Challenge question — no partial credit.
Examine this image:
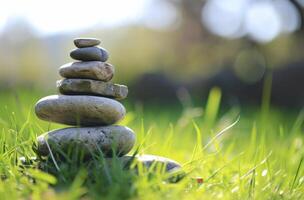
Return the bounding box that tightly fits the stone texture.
[70,47,109,62]
[36,125,135,157]
[74,38,100,48]
[57,79,128,100]
[59,61,114,81]
[35,95,125,126]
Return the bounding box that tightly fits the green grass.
[0,87,303,200]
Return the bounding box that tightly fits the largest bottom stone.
[36,125,135,157]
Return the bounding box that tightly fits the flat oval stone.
[36,125,135,157]
[119,155,182,172]
[107,155,184,182]
[74,38,100,48]
[70,47,109,62]
[59,61,114,81]
[35,95,125,126]
[57,79,128,100]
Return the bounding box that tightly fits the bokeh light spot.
[234,49,266,83]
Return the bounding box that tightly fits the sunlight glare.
[0,0,149,34]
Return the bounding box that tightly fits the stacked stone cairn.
[32,38,183,179]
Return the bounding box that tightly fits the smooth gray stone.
[74,38,100,48]
[35,95,125,126]
[59,61,114,81]
[36,125,135,157]
[70,47,109,62]
[57,79,128,100]
[117,155,182,173]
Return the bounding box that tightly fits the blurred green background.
[0,0,304,107]
[1,1,304,198]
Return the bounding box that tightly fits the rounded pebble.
[36,125,135,157]
[59,61,114,81]
[70,47,109,62]
[74,38,101,48]
[119,155,182,172]
[35,95,125,126]
[57,79,128,100]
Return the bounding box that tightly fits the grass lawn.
[0,87,303,200]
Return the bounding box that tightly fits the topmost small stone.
[74,38,101,48]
